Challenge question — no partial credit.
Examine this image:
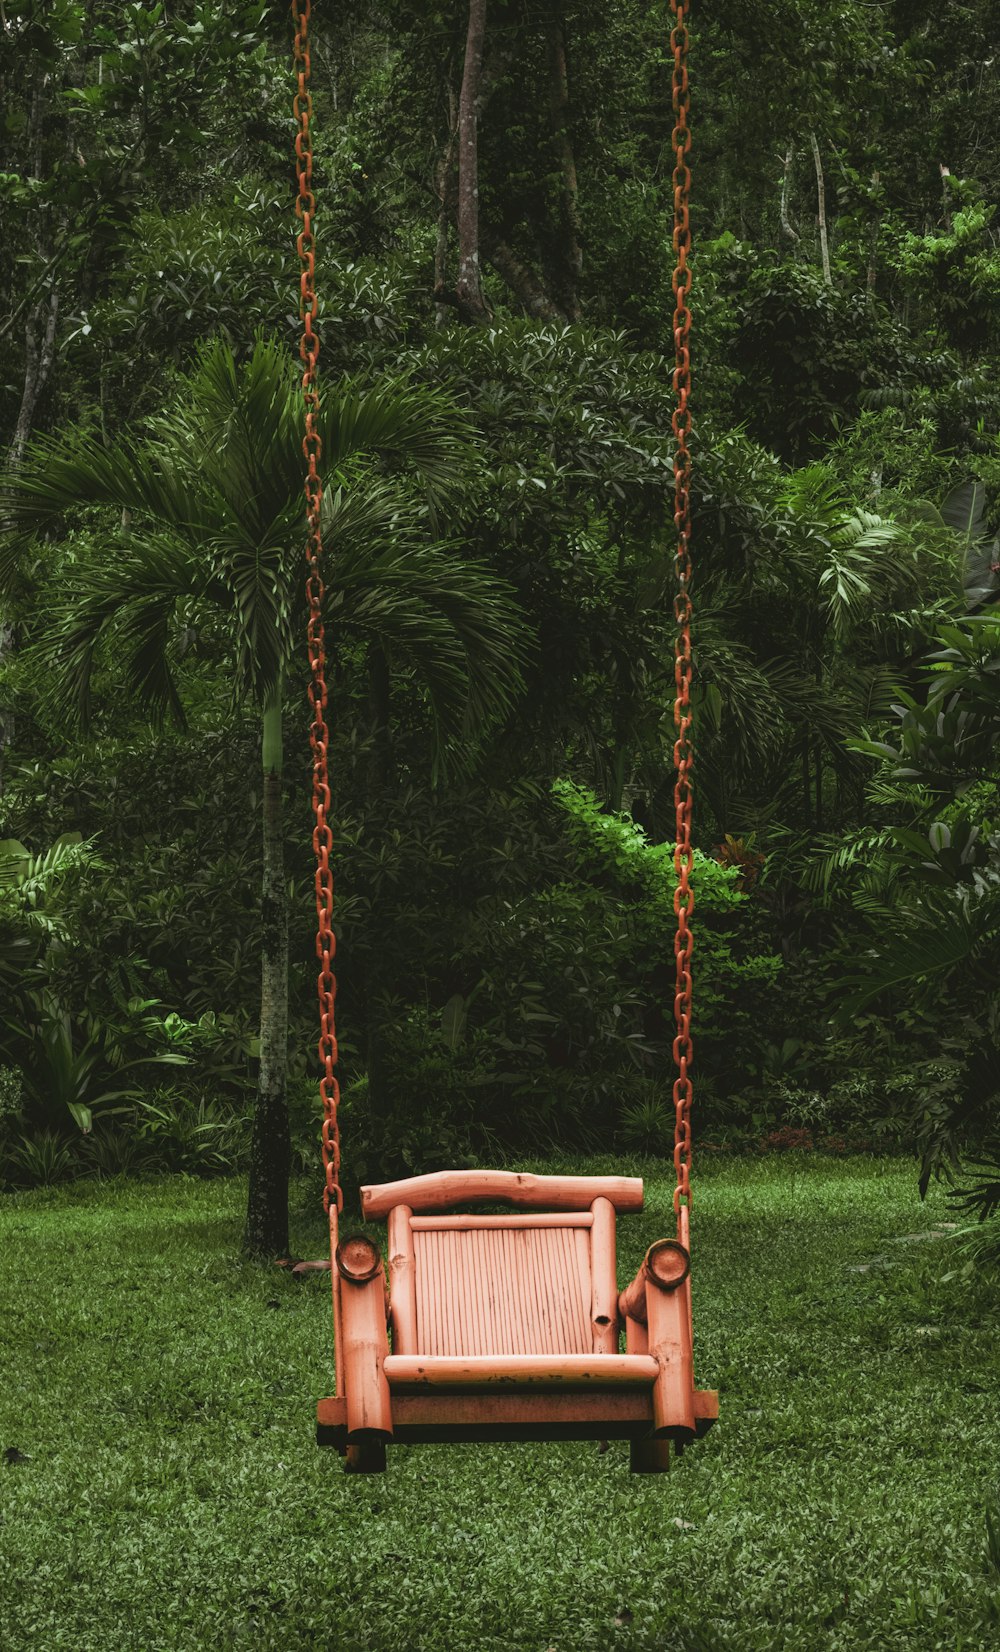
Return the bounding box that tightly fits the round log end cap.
[336,1233,382,1282]
[645,1238,690,1292]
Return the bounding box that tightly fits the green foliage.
[0,1065,21,1120]
[552,779,746,910]
[2,991,190,1135]
[720,258,897,462]
[69,186,294,364]
[895,196,1000,354]
[132,1088,250,1177]
[0,830,102,974]
[343,1023,501,1193]
[2,1129,77,1189]
[836,607,1000,1215]
[3,0,1000,1216]
[0,729,265,1094]
[352,779,782,1167]
[3,337,528,756]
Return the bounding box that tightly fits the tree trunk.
[433,89,459,327]
[809,131,832,284]
[814,736,823,830]
[7,77,63,471]
[779,142,799,244]
[455,0,490,322]
[0,618,14,799]
[939,163,953,233]
[244,690,291,1258]
[9,287,60,471]
[546,11,583,320]
[484,236,562,319]
[866,170,881,305]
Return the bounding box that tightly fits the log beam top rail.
[361,1170,645,1220]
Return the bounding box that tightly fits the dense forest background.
[2,1,1000,1251]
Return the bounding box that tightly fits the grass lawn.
[1,1154,998,1651]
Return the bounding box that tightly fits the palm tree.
[1,337,529,1255]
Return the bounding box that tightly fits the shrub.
[79,1124,155,1182]
[133,1089,250,1177]
[360,781,783,1164]
[2,1129,78,1189]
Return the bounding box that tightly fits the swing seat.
[316,1171,718,1473]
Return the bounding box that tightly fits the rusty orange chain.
[292,0,341,1216]
[669,0,694,1220]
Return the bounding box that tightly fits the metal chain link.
[670,0,694,1220]
[292,0,342,1216]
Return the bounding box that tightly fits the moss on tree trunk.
[244,691,291,1258]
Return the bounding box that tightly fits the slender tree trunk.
[814,737,823,830]
[433,89,459,327]
[244,689,291,1258]
[1,86,62,793]
[808,131,832,284]
[7,78,63,470]
[9,287,60,471]
[866,170,881,305]
[546,11,583,320]
[939,163,953,233]
[484,236,562,319]
[455,0,490,322]
[779,142,800,244]
[0,617,13,799]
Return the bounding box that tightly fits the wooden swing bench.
[316,1170,718,1473]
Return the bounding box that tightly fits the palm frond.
[319,377,479,523]
[795,827,896,900]
[331,492,531,750]
[839,892,1000,1012]
[1,427,214,545]
[8,337,508,745]
[34,536,208,728]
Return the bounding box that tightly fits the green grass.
[2,1156,999,1651]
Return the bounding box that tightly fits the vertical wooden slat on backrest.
[387,1205,416,1354]
[412,1225,596,1356]
[589,1196,618,1354]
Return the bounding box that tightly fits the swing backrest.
[360,1171,644,1359]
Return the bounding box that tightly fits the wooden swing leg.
[629,1433,672,1474]
[345,1432,387,1474]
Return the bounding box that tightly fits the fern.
[798,828,896,900]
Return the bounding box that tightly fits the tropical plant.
[133,1089,251,1176]
[2,991,190,1135]
[938,478,1000,613]
[0,831,101,977]
[79,1123,154,1183]
[0,829,193,1131]
[1,336,530,1254]
[835,613,1000,1223]
[1,1129,78,1189]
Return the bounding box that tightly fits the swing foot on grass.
[629,1435,672,1474]
[345,1435,387,1474]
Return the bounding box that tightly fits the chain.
[292,0,341,1216]
[669,0,694,1220]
